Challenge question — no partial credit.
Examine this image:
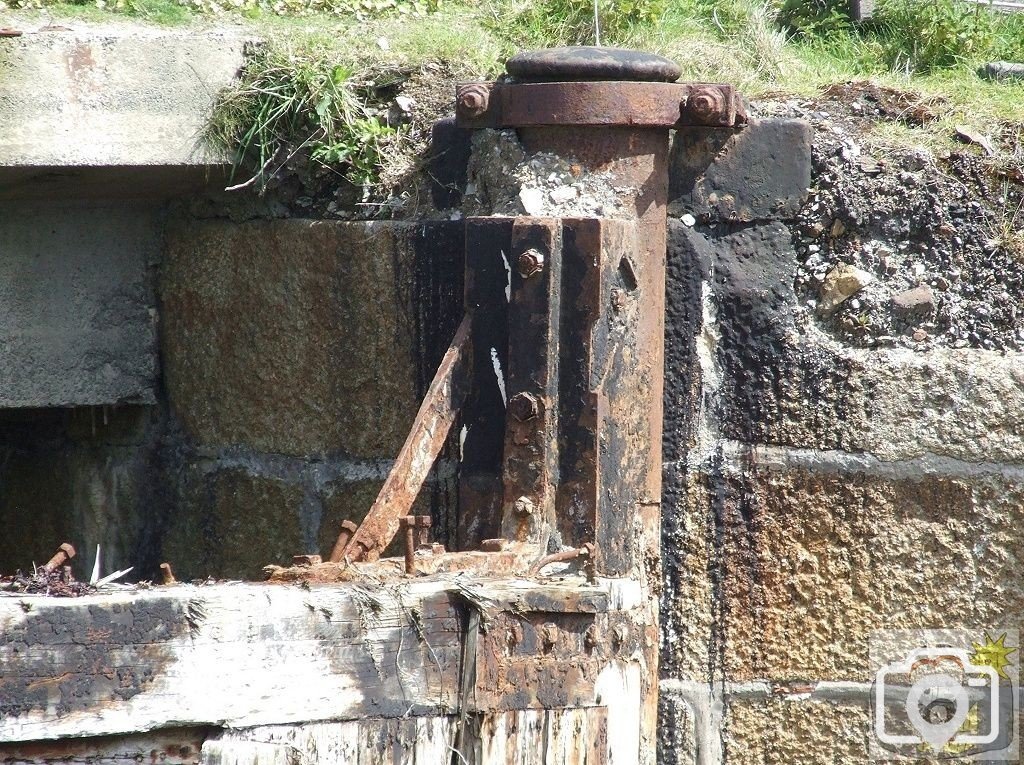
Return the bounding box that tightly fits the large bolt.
[513,496,535,516]
[329,519,359,563]
[539,622,559,651]
[516,249,545,279]
[457,84,490,118]
[508,391,540,421]
[683,86,727,125]
[400,515,417,575]
[43,543,75,573]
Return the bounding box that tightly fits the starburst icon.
[971,632,1017,680]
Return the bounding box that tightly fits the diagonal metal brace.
[330,315,473,563]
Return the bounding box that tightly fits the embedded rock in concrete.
[669,118,812,222]
[818,263,872,315]
[0,25,247,168]
[0,201,158,407]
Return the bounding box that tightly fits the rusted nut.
[611,623,630,652]
[513,496,535,516]
[414,515,432,549]
[292,554,322,567]
[159,562,178,585]
[457,84,490,118]
[43,543,76,573]
[584,624,601,652]
[508,391,540,422]
[516,249,545,279]
[682,86,727,125]
[481,538,507,552]
[539,622,559,651]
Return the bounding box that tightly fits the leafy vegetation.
[205,43,403,194]
[10,0,1018,203]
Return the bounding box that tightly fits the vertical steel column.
[455,47,747,762]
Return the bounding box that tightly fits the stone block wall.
[659,119,1024,763]
[0,214,462,581]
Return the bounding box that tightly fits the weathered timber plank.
[0,583,460,741]
[0,729,209,765]
[203,718,459,765]
[0,579,621,742]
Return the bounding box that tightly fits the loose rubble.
[759,82,1024,351]
[462,129,634,219]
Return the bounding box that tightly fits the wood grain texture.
[0,578,619,743]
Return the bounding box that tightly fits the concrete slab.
[0,24,249,169]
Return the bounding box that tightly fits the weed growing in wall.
[206,43,401,196]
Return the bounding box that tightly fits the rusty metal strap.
[331,315,473,563]
[455,81,747,129]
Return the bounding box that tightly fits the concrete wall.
[0,200,160,408]
[0,214,462,581]
[658,120,1024,763]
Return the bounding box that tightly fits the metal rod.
[332,315,473,563]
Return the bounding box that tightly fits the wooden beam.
[0,579,625,743]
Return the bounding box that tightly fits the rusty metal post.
[456,47,746,762]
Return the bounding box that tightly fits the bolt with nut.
[508,391,540,421]
[457,84,490,118]
[516,249,545,279]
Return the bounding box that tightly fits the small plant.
[868,0,996,72]
[776,0,853,37]
[493,0,668,47]
[206,45,399,195]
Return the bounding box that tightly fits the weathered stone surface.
[724,698,870,764]
[0,26,245,168]
[161,219,421,460]
[0,201,158,408]
[669,119,812,222]
[713,464,1024,681]
[656,693,698,765]
[161,468,305,581]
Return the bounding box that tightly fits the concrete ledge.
[0,25,248,169]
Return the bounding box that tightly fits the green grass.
[11,0,1019,203]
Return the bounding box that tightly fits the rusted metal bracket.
[330,315,472,563]
[456,80,747,130]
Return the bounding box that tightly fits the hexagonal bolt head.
[457,85,490,118]
[508,391,540,421]
[683,87,727,124]
[513,496,536,516]
[516,249,545,279]
[539,622,559,651]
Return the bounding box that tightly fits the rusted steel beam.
[456,81,747,130]
[332,315,473,563]
[500,219,562,550]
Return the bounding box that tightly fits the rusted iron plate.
[506,46,681,83]
[500,219,561,548]
[456,81,746,129]
[458,218,513,550]
[335,314,473,563]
